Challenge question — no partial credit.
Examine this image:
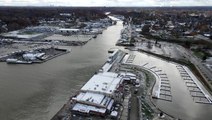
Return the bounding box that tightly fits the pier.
[177,65,212,104]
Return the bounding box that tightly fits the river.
[0,18,123,120]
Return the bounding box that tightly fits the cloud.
[0,0,211,6]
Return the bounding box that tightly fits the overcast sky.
[0,0,211,6]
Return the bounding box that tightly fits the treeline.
[0,7,107,32]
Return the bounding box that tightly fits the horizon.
[0,5,212,8]
[0,0,211,7]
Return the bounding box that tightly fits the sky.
[0,0,211,7]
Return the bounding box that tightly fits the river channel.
[0,18,123,120]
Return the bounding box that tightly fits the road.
[129,86,139,120]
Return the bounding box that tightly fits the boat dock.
[177,65,212,104]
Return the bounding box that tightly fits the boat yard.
[0,47,69,64]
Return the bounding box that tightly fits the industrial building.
[71,72,124,117]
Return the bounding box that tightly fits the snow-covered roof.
[59,28,80,31]
[72,91,114,109]
[98,72,119,78]
[110,111,118,117]
[81,72,122,95]
[72,103,106,114]
[122,54,130,63]
[102,63,112,72]
[120,72,136,77]
[74,92,104,104]
[23,53,45,60]
[109,49,119,57]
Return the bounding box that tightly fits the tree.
[202,55,207,61]
[141,24,151,35]
[185,41,191,49]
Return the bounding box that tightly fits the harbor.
[0,46,70,64]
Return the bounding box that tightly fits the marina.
[121,50,212,120]
[176,65,212,104]
[122,54,173,102]
[0,47,70,64]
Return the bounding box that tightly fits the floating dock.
[176,65,212,104]
[0,47,70,64]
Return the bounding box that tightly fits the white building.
[22,53,45,61]
[72,92,114,116]
[59,28,80,33]
[71,72,124,116]
[72,103,107,116]
[80,72,123,98]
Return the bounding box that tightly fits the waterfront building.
[80,72,123,100]
[23,53,45,61]
[72,92,114,116]
[71,72,124,116]
[59,28,80,34]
